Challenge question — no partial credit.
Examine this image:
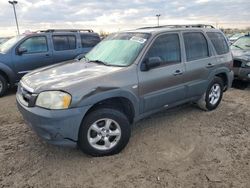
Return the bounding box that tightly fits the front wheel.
[0,75,8,97]
[197,77,224,111]
[78,108,131,156]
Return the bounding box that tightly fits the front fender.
[74,88,140,117]
[0,62,16,85]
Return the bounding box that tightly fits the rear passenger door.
[182,31,217,98]
[52,35,80,63]
[138,33,186,113]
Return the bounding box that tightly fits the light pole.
[156,14,161,27]
[8,1,20,35]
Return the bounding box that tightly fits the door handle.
[206,63,215,68]
[45,54,50,57]
[173,70,183,76]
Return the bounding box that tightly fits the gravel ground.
[0,86,249,188]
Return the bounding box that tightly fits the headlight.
[36,91,71,110]
[246,62,250,67]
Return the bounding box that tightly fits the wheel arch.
[0,63,16,86]
[209,67,232,91]
[76,89,140,125]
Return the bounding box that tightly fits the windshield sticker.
[130,36,147,44]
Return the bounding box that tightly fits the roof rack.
[137,24,215,30]
[38,29,94,33]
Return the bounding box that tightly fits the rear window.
[207,32,229,55]
[183,32,209,61]
[81,35,100,48]
[52,35,76,51]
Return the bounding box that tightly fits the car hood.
[21,60,123,92]
[231,49,250,61]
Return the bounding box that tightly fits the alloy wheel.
[87,118,121,151]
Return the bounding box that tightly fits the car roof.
[21,29,99,37]
[124,25,221,35]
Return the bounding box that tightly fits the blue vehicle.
[0,29,100,96]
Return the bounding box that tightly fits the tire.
[197,77,224,111]
[0,75,8,97]
[78,108,131,157]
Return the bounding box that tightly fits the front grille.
[21,87,32,104]
[18,84,37,107]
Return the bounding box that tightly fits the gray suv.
[0,29,100,97]
[17,25,234,156]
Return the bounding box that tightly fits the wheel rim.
[87,118,121,151]
[0,80,3,93]
[208,83,221,105]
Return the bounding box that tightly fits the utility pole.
[156,14,161,27]
[9,1,20,35]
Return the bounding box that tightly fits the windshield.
[231,36,250,50]
[85,32,151,67]
[0,35,25,53]
[230,33,244,39]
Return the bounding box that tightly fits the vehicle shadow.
[5,87,17,97]
[232,80,249,90]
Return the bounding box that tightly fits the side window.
[19,36,48,53]
[207,32,229,55]
[183,32,209,61]
[52,35,76,51]
[146,34,181,65]
[81,35,100,48]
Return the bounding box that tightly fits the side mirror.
[17,47,27,55]
[141,57,162,71]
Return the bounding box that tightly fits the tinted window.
[81,35,100,48]
[184,32,209,61]
[146,34,181,65]
[207,32,229,55]
[19,36,48,53]
[53,35,76,51]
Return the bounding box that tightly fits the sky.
[0,0,250,36]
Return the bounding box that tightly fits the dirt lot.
[0,86,249,188]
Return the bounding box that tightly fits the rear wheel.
[197,77,224,111]
[0,75,8,97]
[78,108,131,156]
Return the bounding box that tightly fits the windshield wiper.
[91,60,109,66]
[232,44,244,50]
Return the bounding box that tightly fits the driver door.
[13,36,53,80]
[138,33,187,113]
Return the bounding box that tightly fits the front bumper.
[17,95,90,147]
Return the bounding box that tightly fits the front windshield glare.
[0,35,25,53]
[85,33,151,67]
[231,37,250,50]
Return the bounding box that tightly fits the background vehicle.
[0,37,11,44]
[0,29,100,97]
[17,25,233,156]
[229,33,245,44]
[231,33,250,82]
